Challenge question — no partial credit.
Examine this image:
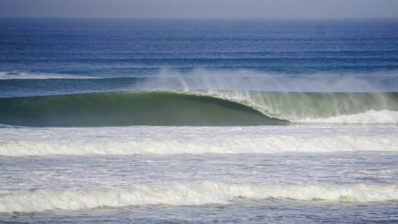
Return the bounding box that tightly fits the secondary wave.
[0,71,95,80]
[1,182,397,213]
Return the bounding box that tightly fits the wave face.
[210,91,398,123]
[1,182,397,213]
[1,91,398,126]
[0,91,285,126]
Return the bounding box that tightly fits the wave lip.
[1,182,397,213]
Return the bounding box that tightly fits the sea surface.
[0,18,398,223]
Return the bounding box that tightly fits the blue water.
[1,19,398,96]
[1,19,398,223]
[2,19,398,75]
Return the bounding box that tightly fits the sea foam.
[1,182,397,213]
[1,133,397,156]
[298,110,398,124]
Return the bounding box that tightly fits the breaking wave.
[0,91,285,126]
[0,91,397,126]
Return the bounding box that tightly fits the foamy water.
[298,110,398,124]
[0,126,397,156]
[1,182,397,213]
[1,125,398,215]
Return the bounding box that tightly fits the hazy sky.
[1,0,398,19]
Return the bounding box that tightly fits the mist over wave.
[2,69,398,126]
[1,69,398,97]
[136,68,398,92]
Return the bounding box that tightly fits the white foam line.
[297,110,398,124]
[0,72,96,80]
[1,134,397,156]
[1,182,397,213]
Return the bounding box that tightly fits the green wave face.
[225,92,398,120]
[0,92,286,127]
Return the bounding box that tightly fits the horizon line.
[1,16,398,20]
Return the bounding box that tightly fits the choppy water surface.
[0,126,398,223]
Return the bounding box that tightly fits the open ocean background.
[1,19,398,223]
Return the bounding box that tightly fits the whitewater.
[0,126,397,156]
[2,182,398,213]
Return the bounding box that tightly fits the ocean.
[0,18,398,223]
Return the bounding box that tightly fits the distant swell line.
[1,182,397,213]
[0,72,96,80]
